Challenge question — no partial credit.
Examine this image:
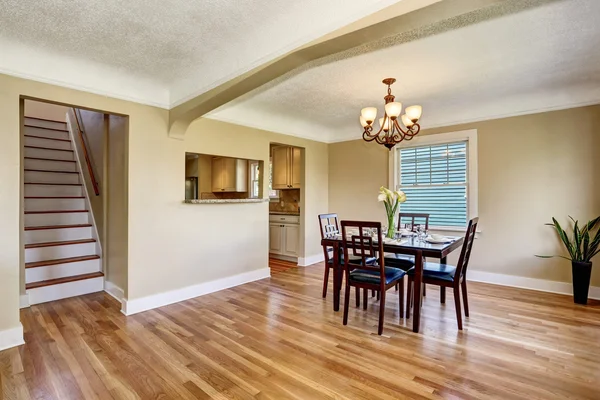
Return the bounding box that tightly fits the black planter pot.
[572,261,592,305]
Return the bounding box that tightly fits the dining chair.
[405,217,478,330]
[341,220,406,335]
[318,213,375,305]
[385,213,431,294]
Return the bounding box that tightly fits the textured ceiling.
[208,0,600,142]
[0,0,401,107]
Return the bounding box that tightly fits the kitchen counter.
[184,199,269,204]
[269,211,300,216]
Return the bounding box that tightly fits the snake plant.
[537,216,600,262]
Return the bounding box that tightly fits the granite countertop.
[269,211,300,216]
[184,199,269,204]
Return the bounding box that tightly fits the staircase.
[23,116,104,305]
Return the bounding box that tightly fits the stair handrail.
[71,108,100,196]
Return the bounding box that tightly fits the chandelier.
[360,78,423,150]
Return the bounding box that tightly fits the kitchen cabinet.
[269,224,283,254]
[269,215,299,258]
[272,146,301,189]
[211,157,248,192]
[282,224,299,256]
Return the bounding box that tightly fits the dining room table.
[321,233,464,333]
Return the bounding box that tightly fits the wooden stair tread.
[25,182,82,186]
[24,134,71,142]
[26,272,104,289]
[25,196,84,199]
[24,124,68,132]
[24,169,79,174]
[25,116,67,124]
[24,145,73,152]
[24,157,76,163]
[26,255,100,269]
[25,224,92,231]
[25,239,96,249]
[25,209,88,214]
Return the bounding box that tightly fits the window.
[269,159,279,199]
[249,161,260,198]
[392,130,478,230]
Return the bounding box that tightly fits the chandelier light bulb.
[379,117,390,132]
[405,105,422,122]
[401,114,414,128]
[359,116,369,128]
[361,107,378,124]
[384,102,402,119]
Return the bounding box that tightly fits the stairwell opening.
[20,98,129,307]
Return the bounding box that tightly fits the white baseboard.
[467,270,600,300]
[122,268,271,316]
[20,294,30,309]
[0,324,25,351]
[104,281,124,304]
[298,253,324,267]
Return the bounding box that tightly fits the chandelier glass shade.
[360,78,422,149]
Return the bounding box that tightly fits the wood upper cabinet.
[211,157,248,192]
[271,146,301,190]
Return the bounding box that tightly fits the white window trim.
[389,129,478,233]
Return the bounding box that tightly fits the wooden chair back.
[318,213,340,263]
[340,221,385,287]
[453,217,479,283]
[397,213,430,232]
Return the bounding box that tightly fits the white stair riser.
[24,125,70,141]
[27,277,104,305]
[24,118,68,131]
[26,259,101,284]
[24,147,74,161]
[24,158,77,172]
[25,212,88,227]
[24,171,80,184]
[25,198,85,211]
[25,227,92,244]
[25,242,97,263]
[24,136,72,151]
[24,184,82,197]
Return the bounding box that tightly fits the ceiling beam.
[166,0,544,139]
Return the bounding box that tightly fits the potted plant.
[537,216,600,304]
[378,186,406,239]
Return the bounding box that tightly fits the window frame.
[389,129,478,232]
[248,160,260,199]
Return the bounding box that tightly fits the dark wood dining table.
[321,235,464,333]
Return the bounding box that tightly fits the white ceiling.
[0,0,401,108]
[208,0,600,143]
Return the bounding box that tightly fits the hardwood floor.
[269,257,297,275]
[1,263,599,399]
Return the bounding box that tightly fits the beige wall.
[0,73,328,334]
[106,115,129,294]
[329,106,600,286]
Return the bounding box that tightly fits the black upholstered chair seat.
[407,262,456,282]
[349,266,406,285]
[383,254,415,271]
[327,251,376,266]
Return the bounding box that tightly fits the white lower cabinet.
[269,222,299,258]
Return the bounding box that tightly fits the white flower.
[378,193,387,202]
[395,190,407,203]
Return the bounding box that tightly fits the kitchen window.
[391,129,478,230]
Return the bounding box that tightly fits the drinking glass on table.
[417,225,427,243]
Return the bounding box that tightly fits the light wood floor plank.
[1,262,599,399]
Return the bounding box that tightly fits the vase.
[572,261,592,305]
[386,213,396,239]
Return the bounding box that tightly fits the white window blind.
[398,141,468,227]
